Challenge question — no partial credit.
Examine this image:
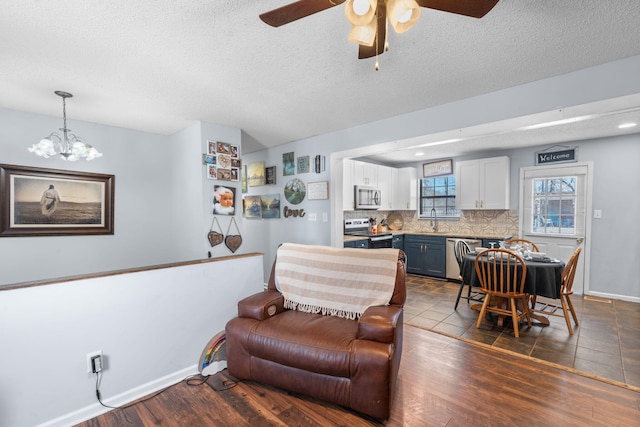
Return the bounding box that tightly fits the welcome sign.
[535,147,577,165]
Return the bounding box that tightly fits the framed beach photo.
[0,164,114,237]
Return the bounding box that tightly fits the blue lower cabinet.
[404,235,446,278]
[344,239,369,249]
[392,235,404,250]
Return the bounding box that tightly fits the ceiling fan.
[260,0,500,62]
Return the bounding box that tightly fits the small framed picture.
[207,140,217,155]
[266,166,276,185]
[307,181,329,200]
[248,161,266,187]
[230,145,239,158]
[216,141,231,155]
[213,185,236,216]
[283,152,295,176]
[217,169,231,181]
[202,154,216,165]
[297,156,310,174]
[423,159,453,177]
[243,195,262,219]
[207,165,217,180]
[231,158,241,168]
[230,168,239,181]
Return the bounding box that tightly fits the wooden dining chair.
[530,247,582,334]
[505,238,540,252]
[454,240,485,309]
[475,249,531,337]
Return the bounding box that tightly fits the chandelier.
[28,91,102,161]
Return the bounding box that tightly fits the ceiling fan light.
[348,21,377,47]
[345,0,376,26]
[387,0,421,33]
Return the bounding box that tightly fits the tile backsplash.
[344,209,519,238]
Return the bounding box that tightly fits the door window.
[531,176,577,235]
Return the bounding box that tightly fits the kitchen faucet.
[430,208,438,232]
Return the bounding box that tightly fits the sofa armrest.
[357,305,403,343]
[237,290,285,321]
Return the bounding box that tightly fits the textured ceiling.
[1,0,640,159]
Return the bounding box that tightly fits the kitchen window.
[419,175,460,218]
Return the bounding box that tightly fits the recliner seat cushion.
[245,310,358,377]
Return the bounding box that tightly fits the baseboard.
[36,365,198,427]
[587,291,640,304]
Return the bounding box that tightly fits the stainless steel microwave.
[354,185,381,210]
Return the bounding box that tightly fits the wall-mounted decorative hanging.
[423,159,453,177]
[243,195,262,219]
[0,164,114,237]
[266,166,276,185]
[297,156,310,174]
[247,161,266,187]
[205,140,241,183]
[260,194,281,218]
[283,152,295,176]
[224,217,242,253]
[314,155,326,173]
[207,217,224,247]
[213,185,236,216]
[284,178,306,205]
[307,181,329,200]
[535,145,578,165]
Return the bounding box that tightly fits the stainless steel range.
[344,218,393,249]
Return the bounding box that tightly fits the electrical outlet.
[87,350,103,373]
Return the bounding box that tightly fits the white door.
[519,162,593,295]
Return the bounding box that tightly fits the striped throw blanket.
[274,243,399,320]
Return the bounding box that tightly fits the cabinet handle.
[475,200,478,208]
[480,200,484,208]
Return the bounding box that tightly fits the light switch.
[593,209,602,219]
[308,213,317,221]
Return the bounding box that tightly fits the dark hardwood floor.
[76,326,640,427]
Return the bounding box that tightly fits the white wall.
[0,109,244,286]
[0,254,264,427]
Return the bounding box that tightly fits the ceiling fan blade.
[260,0,346,27]
[417,0,499,18]
[358,2,387,60]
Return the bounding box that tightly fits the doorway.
[519,162,593,295]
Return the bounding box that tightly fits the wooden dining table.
[460,252,566,326]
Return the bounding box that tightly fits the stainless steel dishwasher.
[446,238,482,280]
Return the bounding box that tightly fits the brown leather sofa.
[225,249,406,420]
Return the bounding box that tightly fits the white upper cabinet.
[352,160,378,187]
[378,165,393,210]
[342,161,416,211]
[455,156,510,210]
[393,167,417,210]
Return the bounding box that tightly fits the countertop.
[344,232,505,242]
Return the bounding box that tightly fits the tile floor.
[404,274,640,389]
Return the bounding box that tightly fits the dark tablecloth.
[460,253,565,299]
